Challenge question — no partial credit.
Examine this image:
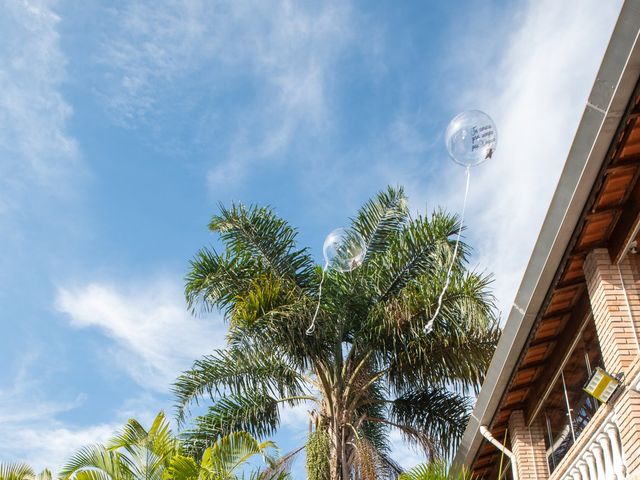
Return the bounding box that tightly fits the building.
[453,2,640,479]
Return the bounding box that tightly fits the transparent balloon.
[445,110,497,167]
[323,228,366,272]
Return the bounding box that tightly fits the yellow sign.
[584,367,620,403]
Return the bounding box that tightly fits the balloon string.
[306,264,327,335]
[425,166,471,333]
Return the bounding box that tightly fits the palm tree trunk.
[330,424,343,480]
[329,392,346,480]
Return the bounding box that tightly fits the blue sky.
[0,0,624,475]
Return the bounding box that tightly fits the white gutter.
[479,426,518,480]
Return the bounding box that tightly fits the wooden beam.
[556,276,587,290]
[586,207,623,219]
[574,240,610,256]
[603,161,640,176]
[609,168,640,262]
[539,304,582,319]
[608,151,640,169]
[523,292,592,425]
[502,384,531,395]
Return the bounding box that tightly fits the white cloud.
[2,423,118,474]
[0,0,80,213]
[393,0,623,316]
[0,0,85,293]
[467,0,623,315]
[0,351,178,472]
[55,277,226,391]
[0,351,119,473]
[279,400,314,449]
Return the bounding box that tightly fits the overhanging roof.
[454,1,640,475]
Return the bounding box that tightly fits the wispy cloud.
[2,423,118,474]
[0,0,80,213]
[0,350,118,473]
[389,0,623,315]
[466,0,623,315]
[55,277,226,391]
[0,350,82,425]
[0,0,85,295]
[96,0,354,186]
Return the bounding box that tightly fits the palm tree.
[0,464,51,480]
[165,432,282,480]
[174,186,500,480]
[60,412,282,480]
[60,411,178,480]
[398,462,473,480]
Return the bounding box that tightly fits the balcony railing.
[549,409,625,480]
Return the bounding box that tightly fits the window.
[538,317,602,473]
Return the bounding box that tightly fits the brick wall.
[584,248,640,477]
[583,249,638,374]
[509,410,550,479]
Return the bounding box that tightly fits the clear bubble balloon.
[323,228,366,272]
[445,110,497,167]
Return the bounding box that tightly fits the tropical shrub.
[59,412,282,480]
[398,461,473,480]
[0,464,51,480]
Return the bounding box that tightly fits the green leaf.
[209,203,314,289]
[59,445,132,480]
[0,463,35,480]
[182,393,281,454]
[391,387,472,458]
[173,348,306,424]
[352,186,409,259]
[373,212,457,302]
[398,460,473,480]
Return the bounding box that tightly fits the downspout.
[480,426,518,480]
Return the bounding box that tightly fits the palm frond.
[59,445,131,480]
[182,393,281,454]
[374,212,457,302]
[104,411,175,480]
[369,266,499,394]
[378,454,404,480]
[388,324,500,396]
[202,432,276,478]
[72,472,114,480]
[398,461,473,480]
[0,463,35,480]
[352,186,409,260]
[258,445,304,480]
[390,387,472,459]
[209,203,314,289]
[185,248,257,314]
[355,382,391,455]
[173,348,307,423]
[162,455,199,480]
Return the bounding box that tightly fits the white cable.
[561,371,576,442]
[306,265,327,335]
[425,166,471,333]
